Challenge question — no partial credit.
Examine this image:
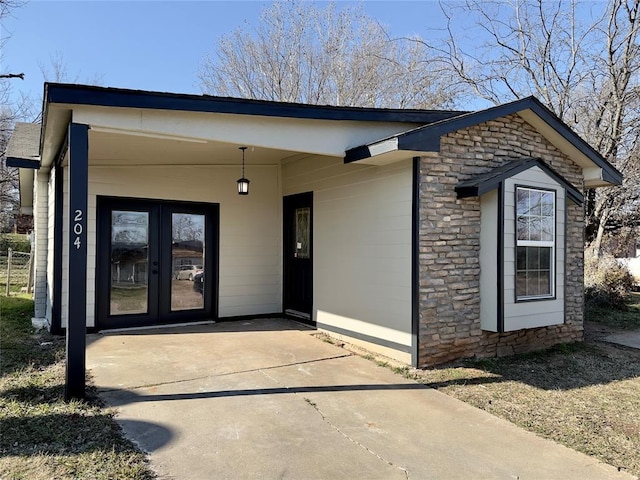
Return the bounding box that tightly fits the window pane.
[539,271,551,296]
[517,189,528,215]
[528,217,541,241]
[516,272,528,295]
[541,192,554,216]
[529,190,542,215]
[110,211,149,315]
[526,247,539,270]
[295,207,310,259]
[539,247,551,268]
[171,213,205,311]
[516,246,553,299]
[517,217,528,240]
[516,247,527,270]
[540,217,554,241]
[517,216,529,241]
[528,271,540,296]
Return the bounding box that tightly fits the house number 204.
[73,210,83,249]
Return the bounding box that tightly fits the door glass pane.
[110,211,149,315]
[295,207,310,259]
[171,213,205,311]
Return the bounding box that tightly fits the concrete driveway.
[86,318,631,480]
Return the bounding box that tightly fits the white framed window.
[515,186,555,300]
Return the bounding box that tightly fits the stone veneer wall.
[418,114,585,366]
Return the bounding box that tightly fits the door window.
[109,211,149,315]
[295,207,310,259]
[171,213,205,311]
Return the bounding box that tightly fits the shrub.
[584,249,634,310]
[0,234,31,254]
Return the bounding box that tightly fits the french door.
[96,197,219,329]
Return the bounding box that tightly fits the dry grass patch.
[340,294,640,478]
[412,343,640,477]
[0,295,155,480]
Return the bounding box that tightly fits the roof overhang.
[455,157,584,205]
[38,83,466,170]
[345,96,622,189]
[6,123,41,212]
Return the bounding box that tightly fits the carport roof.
[44,83,466,124]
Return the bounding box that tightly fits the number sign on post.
[65,123,89,401]
[73,210,83,249]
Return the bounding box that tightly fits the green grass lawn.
[0,295,155,480]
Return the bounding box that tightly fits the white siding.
[480,166,567,332]
[33,170,50,320]
[44,167,56,323]
[282,155,412,362]
[503,167,565,331]
[479,189,498,331]
[63,164,281,327]
[61,165,70,327]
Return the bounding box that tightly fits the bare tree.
[430,0,640,254]
[0,0,33,231]
[199,0,457,109]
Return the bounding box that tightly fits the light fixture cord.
[240,146,247,178]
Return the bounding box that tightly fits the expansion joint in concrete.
[258,368,410,480]
[302,395,410,480]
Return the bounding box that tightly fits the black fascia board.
[345,100,540,161]
[6,157,40,169]
[456,158,538,198]
[347,96,622,186]
[344,124,443,163]
[455,157,584,205]
[344,145,374,162]
[44,83,466,124]
[398,98,546,152]
[399,96,621,184]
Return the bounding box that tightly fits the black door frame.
[96,196,219,329]
[283,192,314,324]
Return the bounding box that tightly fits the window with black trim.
[515,187,555,300]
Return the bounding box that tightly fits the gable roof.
[455,157,584,205]
[345,96,622,188]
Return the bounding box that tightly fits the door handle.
[152,269,158,275]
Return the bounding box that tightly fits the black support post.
[65,123,89,401]
[411,157,420,368]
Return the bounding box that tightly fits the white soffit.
[583,166,610,188]
[350,148,417,166]
[69,105,421,159]
[518,109,611,186]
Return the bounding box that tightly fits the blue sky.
[2,1,450,109]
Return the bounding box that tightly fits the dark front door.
[283,192,313,321]
[96,197,219,329]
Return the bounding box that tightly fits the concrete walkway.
[605,330,640,350]
[86,319,633,480]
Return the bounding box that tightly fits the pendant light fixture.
[237,146,250,195]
